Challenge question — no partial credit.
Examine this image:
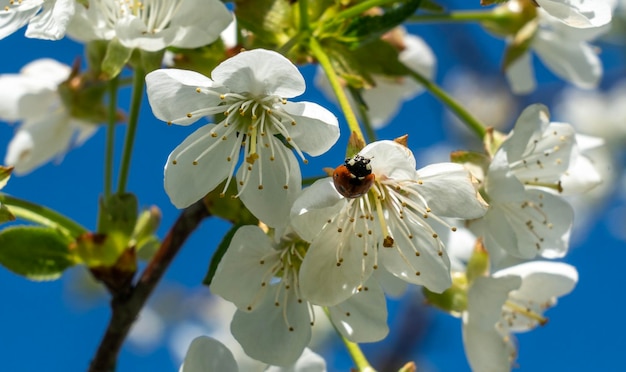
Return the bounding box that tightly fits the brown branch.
[88,200,211,372]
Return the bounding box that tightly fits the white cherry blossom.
[291,140,488,306]
[478,105,578,262]
[210,225,387,366]
[505,0,612,93]
[462,261,578,372]
[67,0,231,51]
[146,49,339,227]
[0,58,97,174]
[0,0,75,40]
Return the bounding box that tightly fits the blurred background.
[1,1,625,371]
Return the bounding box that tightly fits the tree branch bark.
[88,200,210,372]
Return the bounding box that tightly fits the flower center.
[246,240,312,331]
[93,0,181,33]
[174,88,308,197]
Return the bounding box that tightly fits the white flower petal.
[290,178,345,242]
[467,276,522,330]
[24,0,75,40]
[0,75,57,121]
[5,110,74,175]
[505,52,536,95]
[359,140,416,180]
[462,316,516,372]
[165,0,232,49]
[560,145,602,194]
[282,101,339,156]
[486,189,574,259]
[372,268,408,298]
[381,213,452,293]
[181,336,239,372]
[328,279,389,343]
[416,162,488,219]
[533,30,601,89]
[299,217,376,306]
[164,124,233,208]
[210,226,275,310]
[494,261,578,303]
[536,0,612,28]
[265,348,327,372]
[237,137,302,228]
[231,287,311,366]
[146,69,220,125]
[0,58,70,121]
[504,104,551,162]
[0,0,42,40]
[212,49,306,98]
[399,34,436,81]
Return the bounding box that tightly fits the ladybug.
[333,154,375,198]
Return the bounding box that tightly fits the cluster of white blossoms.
[0,0,614,371]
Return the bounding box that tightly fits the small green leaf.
[502,19,537,70]
[98,193,138,237]
[0,203,15,223]
[203,224,243,286]
[72,232,129,268]
[235,0,294,47]
[345,0,423,46]
[0,165,13,189]
[0,226,76,281]
[420,0,445,13]
[101,38,133,79]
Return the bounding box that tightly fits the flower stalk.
[309,37,366,144]
[117,66,145,194]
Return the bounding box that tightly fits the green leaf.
[502,19,537,70]
[98,193,138,237]
[0,165,13,189]
[420,0,445,13]
[101,38,133,79]
[203,224,243,286]
[350,38,411,77]
[235,0,295,47]
[0,226,76,281]
[0,203,15,223]
[345,0,423,46]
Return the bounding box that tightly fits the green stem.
[277,33,306,55]
[341,336,376,372]
[309,37,365,143]
[116,66,145,194]
[0,194,87,237]
[408,11,501,23]
[348,86,376,143]
[407,69,487,139]
[322,307,375,371]
[104,76,118,199]
[299,0,310,31]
